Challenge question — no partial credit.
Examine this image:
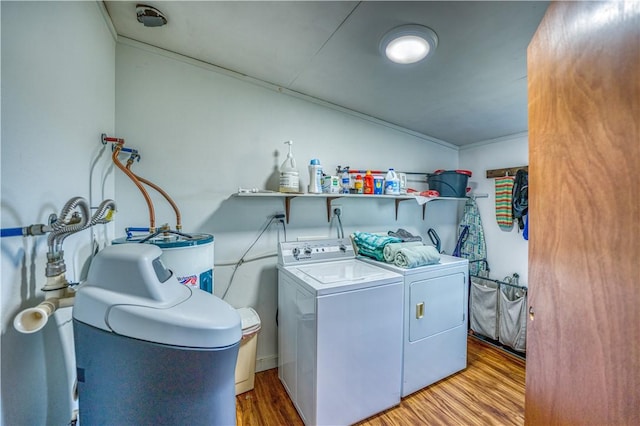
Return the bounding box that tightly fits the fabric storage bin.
[470,274,500,340]
[498,286,527,352]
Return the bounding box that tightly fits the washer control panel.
[278,238,355,265]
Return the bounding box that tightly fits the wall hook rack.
[485,166,528,179]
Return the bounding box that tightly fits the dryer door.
[409,272,466,342]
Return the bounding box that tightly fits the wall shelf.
[234,192,467,223]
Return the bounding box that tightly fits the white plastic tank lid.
[237,307,261,335]
[74,244,241,348]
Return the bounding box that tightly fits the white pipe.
[13,287,75,334]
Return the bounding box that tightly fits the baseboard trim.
[256,355,278,373]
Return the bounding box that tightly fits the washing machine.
[360,253,469,397]
[277,238,403,425]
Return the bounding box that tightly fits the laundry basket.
[470,273,499,340]
[235,307,262,395]
[498,285,527,352]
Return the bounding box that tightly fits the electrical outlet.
[271,211,286,220]
[332,204,343,218]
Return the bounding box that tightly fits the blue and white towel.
[383,241,424,263]
[394,245,440,268]
[352,232,401,261]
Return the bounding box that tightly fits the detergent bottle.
[279,140,299,193]
[354,174,364,194]
[308,159,323,194]
[363,170,374,194]
[384,168,400,195]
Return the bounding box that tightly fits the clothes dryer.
[360,254,469,397]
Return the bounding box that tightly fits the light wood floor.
[236,336,525,425]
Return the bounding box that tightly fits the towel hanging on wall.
[495,176,514,230]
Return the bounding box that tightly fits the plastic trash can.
[73,244,242,425]
[235,307,262,395]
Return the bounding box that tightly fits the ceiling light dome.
[379,24,438,64]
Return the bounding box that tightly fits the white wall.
[459,133,529,284]
[0,2,115,425]
[114,39,461,371]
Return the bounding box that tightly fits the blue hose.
[125,227,150,239]
[1,227,24,238]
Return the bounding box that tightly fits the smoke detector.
[136,4,167,27]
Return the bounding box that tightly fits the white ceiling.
[104,1,549,146]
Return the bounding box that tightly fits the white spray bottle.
[279,140,299,193]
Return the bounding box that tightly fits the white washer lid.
[237,307,261,335]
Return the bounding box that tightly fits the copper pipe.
[126,160,182,231]
[112,145,156,233]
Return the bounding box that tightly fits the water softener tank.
[73,244,241,425]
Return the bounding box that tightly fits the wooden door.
[526,1,640,424]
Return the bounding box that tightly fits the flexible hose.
[50,196,87,231]
[1,227,24,237]
[222,216,276,300]
[47,198,90,252]
[47,199,115,252]
[126,161,182,231]
[112,145,156,233]
[89,199,117,226]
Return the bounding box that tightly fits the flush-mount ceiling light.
[379,24,438,64]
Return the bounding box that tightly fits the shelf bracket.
[284,196,298,224]
[394,198,413,221]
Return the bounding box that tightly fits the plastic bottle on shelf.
[384,168,400,195]
[308,159,323,194]
[279,140,299,193]
[354,174,364,194]
[363,170,374,194]
[340,167,350,194]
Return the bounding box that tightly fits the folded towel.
[394,245,441,268]
[387,228,423,242]
[383,241,424,263]
[353,232,401,261]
